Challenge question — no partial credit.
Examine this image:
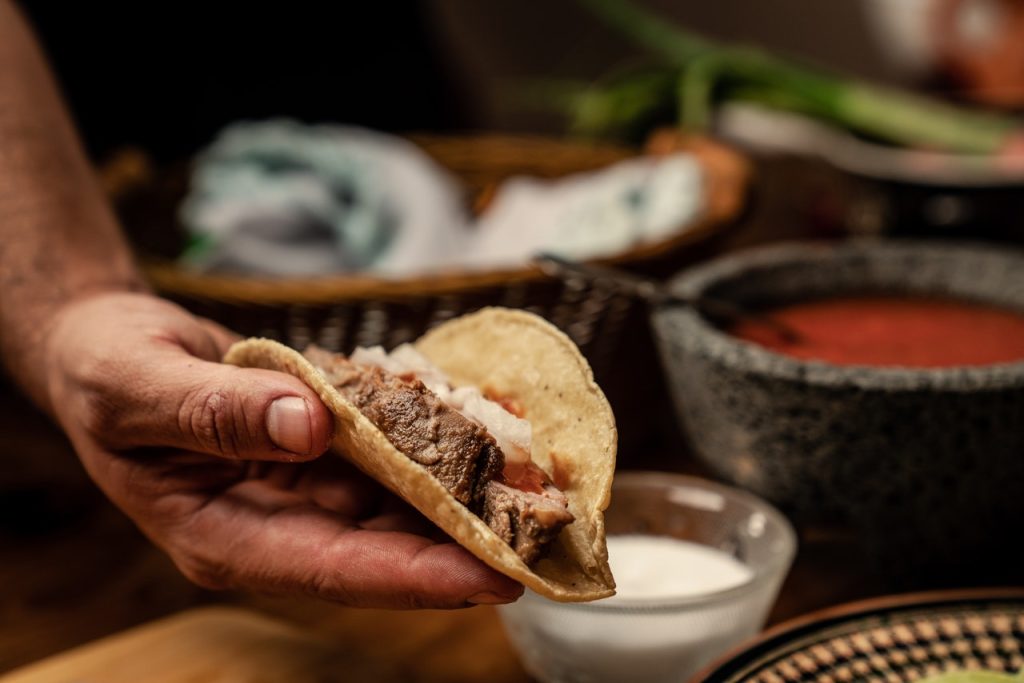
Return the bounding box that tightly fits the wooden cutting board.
[0,607,399,683]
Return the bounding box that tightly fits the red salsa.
[729,295,1024,368]
[501,461,549,494]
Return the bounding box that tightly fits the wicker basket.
[108,134,750,376]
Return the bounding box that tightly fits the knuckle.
[181,387,244,457]
[397,592,436,610]
[165,513,234,591]
[71,355,133,442]
[79,390,124,442]
[309,568,357,606]
[176,552,232,591]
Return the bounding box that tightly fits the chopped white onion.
[350,344,531,464]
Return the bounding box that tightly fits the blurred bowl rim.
[658,239,1024,392]
[519,471,796,614]
[718,102,1024,188]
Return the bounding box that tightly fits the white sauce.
[499,535,769,683]
[602,535,753,603]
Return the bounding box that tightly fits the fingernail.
[267,397,312,455]
[467,592,518,605]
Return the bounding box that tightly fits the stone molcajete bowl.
[652,241,1024,583]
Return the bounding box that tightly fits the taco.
[223,307,617,602]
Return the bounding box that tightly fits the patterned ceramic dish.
[651,241,1024,582]
[693,589,1024,683]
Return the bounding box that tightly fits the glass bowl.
[651,241,1024,582]
[497,471,797,683]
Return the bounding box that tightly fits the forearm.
[0,0,145,411]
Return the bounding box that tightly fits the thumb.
[104,352,334,461]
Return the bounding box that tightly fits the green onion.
[572,0,1021,154]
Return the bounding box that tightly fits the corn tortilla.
[224,307,616,601]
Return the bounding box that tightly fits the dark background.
[21,1,898,162]
[21,3,470,161]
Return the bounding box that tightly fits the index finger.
[174,483,524,609]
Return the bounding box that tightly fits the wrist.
[3,282,149,417]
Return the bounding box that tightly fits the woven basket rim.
[136,133,750,305]
[142,213,732,304]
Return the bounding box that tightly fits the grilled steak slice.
[304,347,503,510]
[482,481,574,566]
[304,345,575,564]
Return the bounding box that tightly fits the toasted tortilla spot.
[549,453,573,492]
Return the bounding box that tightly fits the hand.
[42,292,523,608]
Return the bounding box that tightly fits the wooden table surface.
[0,156,901,680]
[0,377,890,681]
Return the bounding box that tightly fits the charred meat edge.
[304,346,574,565]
